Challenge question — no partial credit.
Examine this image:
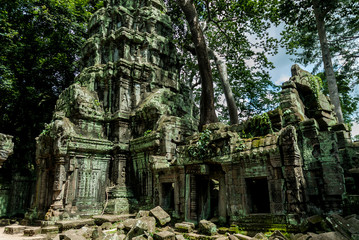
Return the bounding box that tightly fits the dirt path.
[0,227,45,240]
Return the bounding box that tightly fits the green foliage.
[316,71,359,123]
[143,129,152,137]
[166,0,280,120]
[188,129,212,159]
[308,74,323,99]
[0,0,102,175]
[241,112,273,138]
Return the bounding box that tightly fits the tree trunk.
[177,0,218,129]
[312,0,344,123]
[208,48,239,124]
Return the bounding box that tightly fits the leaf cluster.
[0,0,102,175]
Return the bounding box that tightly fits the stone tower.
[34,0,196,218]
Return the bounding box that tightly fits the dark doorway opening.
[161,182,174,211]
[246,178,270,213]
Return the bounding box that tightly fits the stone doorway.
[161,182,174,211]
[246,177,270,213]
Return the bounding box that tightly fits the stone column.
[218,174,227,222]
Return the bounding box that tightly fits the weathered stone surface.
[4,224,26,234]
[93,214,135,225]
[24,227,42,236]
[59,231,87,240]
[0,133,14,168]
[126,216,156,239]
[174,223,193,233]
[268,230,288,240]
[198,220,217,236]
[21,236,46,240]
[56,219,95,231]
[252,233,268,240]
[122,218,138,232]
[233,233,252,240]
[136,210,150,218]
[175,234,186,240]
[228,235,239,240]
[40,226,59,234]
[153,231,175,240]
[150,206,171,226]
[101,222,113,230]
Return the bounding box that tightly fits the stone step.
[4,224,26,234]
[41,225,59,234]
[24,227,42,236]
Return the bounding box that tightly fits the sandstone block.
[24,227,42,236]
[41,226,59,234]
[56,219,95,231]
[93,214,135,225]
[175,223,193,233]
[150,206,171,226]
[198,220,217,236]
[4,224,26,234]
[233,233,252,240]
[154,231,175,240]
[123,218,138,232]
[136,210,150,218]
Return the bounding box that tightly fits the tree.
[0,0,103,177]
[176,0,219,128]
[280,0,359,123]
[168,0,280,124]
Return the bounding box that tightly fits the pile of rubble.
[1,207,358,240]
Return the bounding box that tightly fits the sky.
[267,39,359,138]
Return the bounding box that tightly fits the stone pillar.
[51,157,66,212]
[218,174,227,222]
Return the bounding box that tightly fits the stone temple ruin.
[2,0,359,235]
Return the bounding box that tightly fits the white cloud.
[352,122,359,137]
[274,75,290,86]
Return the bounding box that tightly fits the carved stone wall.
[34,0,196,218]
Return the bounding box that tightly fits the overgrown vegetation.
[188,129,212,159]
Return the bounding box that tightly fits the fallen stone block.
[154,231,175,240]
[132,234,148,240]
[0,219,10,226]
[101,222,113,230]
[92,214,135,225]
[216,237,229,240]
[59,231,87,240]
[4,224,26,234]
[175,223,193,233]
[228,235,239,240]
[123,218,138,232]
[175,234,186,240]
[150,206,171,226]
[233,233,252,240]
[218,227,229,234]
[268,230,288,240]
[252,232,268,240]
[21,236,46,240]
[24,227,42,236]
[126,217,156,239]
[198,220,217,236]
[56,219,95,231]
[41,226,59,234]
[136,210,150,218]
